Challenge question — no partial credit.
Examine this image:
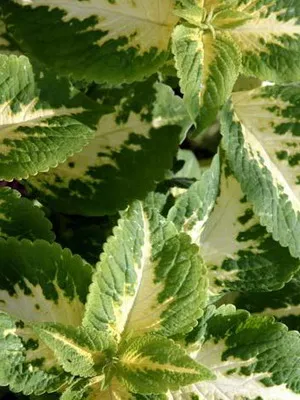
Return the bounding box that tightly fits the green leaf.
[61,376,133,400]
[0,55,95,181]
[169,305,300,399]
[83,195,208,339]
[199,156,300,295]
[174,0,205,26]
[28,78,181,216]
[133,395,167,400]
[0,187,54,241]
[176,0,240,19]
[235,270,300,332]
[32,324,116,378]
[233,74,261,92]
[0,238,92,325]
[221,84,300,258]
[212,8,252,29]
[1,0,178,83]
[231,0,300,82]
[0,239,92,394]
[0,311,72,395]
[185,305,216,345]
[175,149,202,180]
[152,83,192,144]
[168,154,220,234]
[116,334,214,394]
[204,0,239,13]
[155,150,202,206]
[172,25,241,131]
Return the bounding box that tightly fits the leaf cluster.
[0,1,300,399]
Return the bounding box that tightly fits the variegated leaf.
[175,149,202,180]
[0,239,92,325]
[168,154,220,231]
[116,334,213,394]
[0,311,72,395]
[83,194,208,340]
[61,376,133,400]
[231,0,300,82]
[204,0,240,13]
[0,238,92,395]
[174,0,205,26]
[169,153,299,295]
[169,305,300,399]
[28,78,181,216]
[222,84,300,258]
[212,8,252,29]
[172,25,241,131]
[155,149,203,203]
[235,271,300,332]
[175,0,241,22]
[0,54,95,181]
[0,187,54,241]
[1,0,178,83]
[32,324,116,378]
[152,83,192,144]
[199,157,299,295]
[173,0,300,133]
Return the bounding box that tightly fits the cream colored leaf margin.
[83,197,207,340]
[6,0,178,82]
[168,341,300,400]
[14,0,177,54]
[222,84,300,258]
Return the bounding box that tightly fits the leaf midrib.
[120,204,152,336]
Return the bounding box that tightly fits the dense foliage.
[0,0,300,399]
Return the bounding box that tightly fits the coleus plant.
[0,0,300,399]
